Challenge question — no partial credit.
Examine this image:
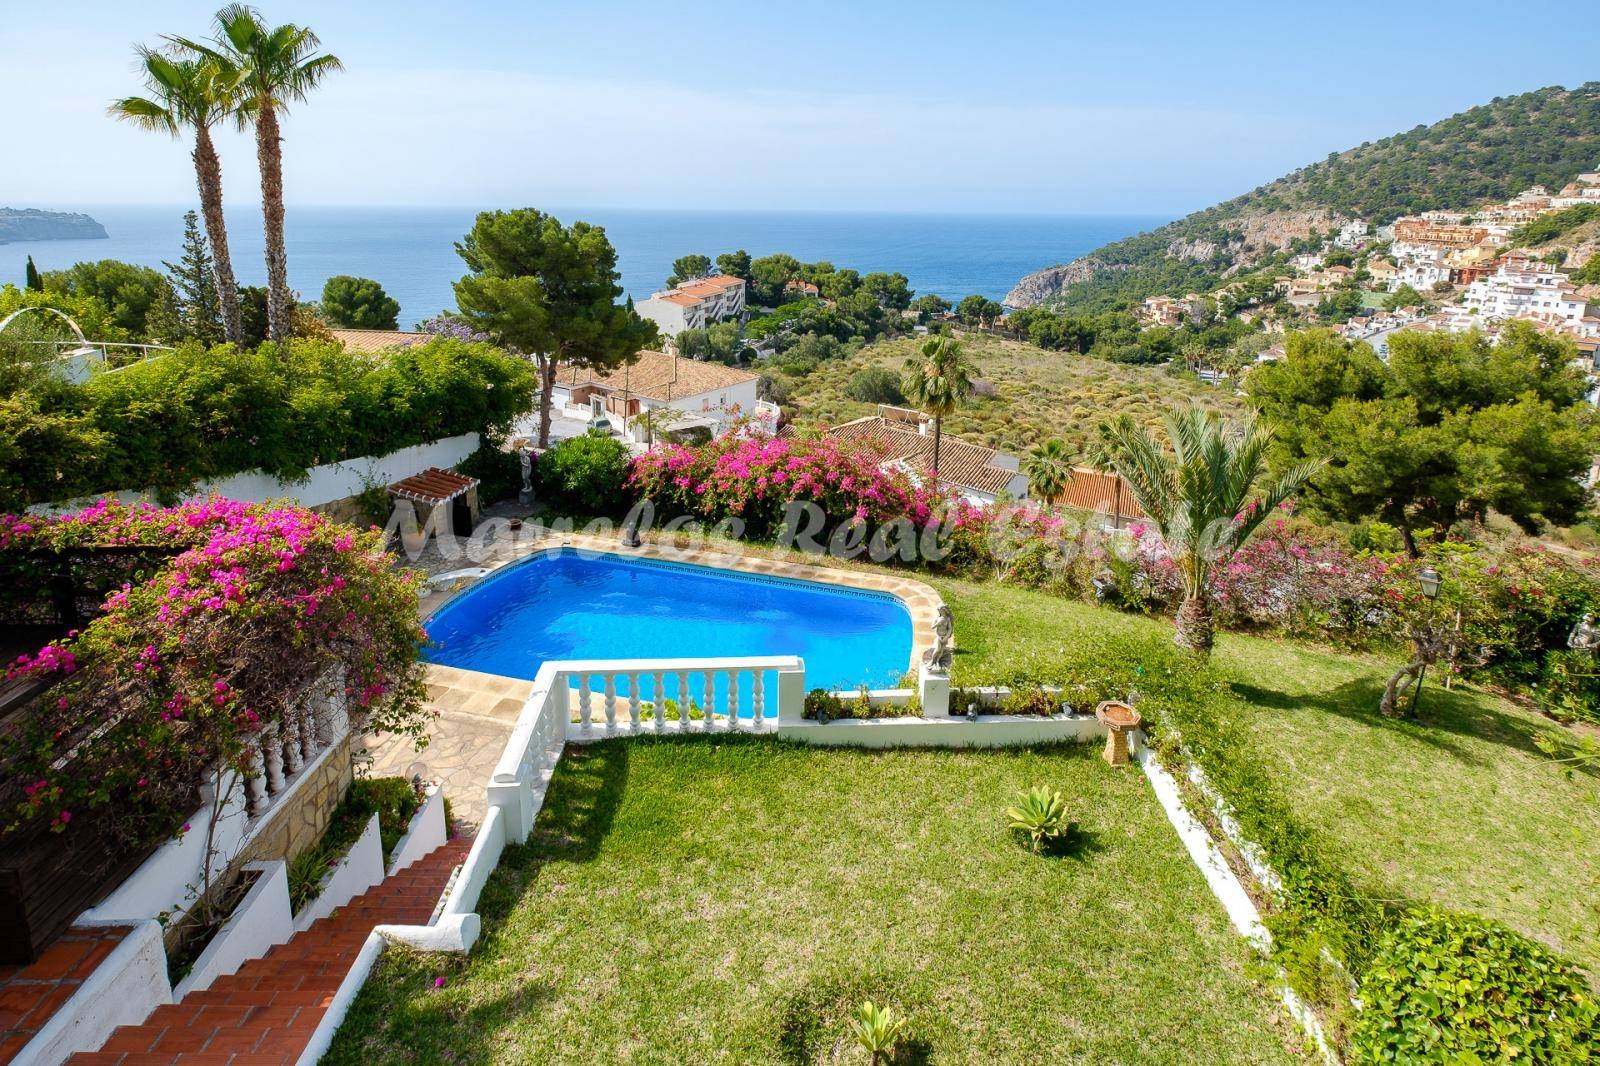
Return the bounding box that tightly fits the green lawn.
[928,576,1600,977]
[326,739,1302,1064]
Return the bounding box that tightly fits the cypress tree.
[24,255,42,292]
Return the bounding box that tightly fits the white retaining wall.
[175,861,294,997]
[11,921,171,1066]
[30,433,480,514]
[386,787,448,876]
[293,813,385,933]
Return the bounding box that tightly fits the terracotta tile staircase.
[67,836,473,1066]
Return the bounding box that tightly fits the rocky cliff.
[0,208,108,244]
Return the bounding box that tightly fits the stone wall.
[236,736,355,868]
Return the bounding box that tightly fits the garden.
[324,739,1304,1064]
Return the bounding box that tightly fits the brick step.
[66,835,469,1064]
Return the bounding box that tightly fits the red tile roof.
[388,467,478,504]
[825,414,1018,497]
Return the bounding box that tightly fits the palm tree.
[1094,406,1320,653]
[901,335,975,485]
[1023,439,1075,505]
[175,6,342,342]
[109,48,246,344]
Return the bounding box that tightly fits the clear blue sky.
[5,1,1596,215]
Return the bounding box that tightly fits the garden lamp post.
[1411,565,1442,713]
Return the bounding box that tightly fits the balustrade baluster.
[603,673,618,731]
[725,670,739,732]
[700,672,714,732]
[262,722,285,794]
[243,743,267,817]
[283,716,304,774]
[751,671,765,732]
[652,671,667,733]
[627,672,642,731]
[578,674,593,731]
[676,671,690,730]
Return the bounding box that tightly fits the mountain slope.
[0,208,107,244]
[1008,83,1600,311]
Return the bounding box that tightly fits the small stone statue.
[923,605,954,673]
[518,448,534,505]
[1569,613,1600,654]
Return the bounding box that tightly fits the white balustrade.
[236,666,350,825]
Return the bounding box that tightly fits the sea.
[1,205,1165,328]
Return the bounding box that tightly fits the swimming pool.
[423,550,914,697]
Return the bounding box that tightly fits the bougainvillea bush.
[628,433,951,540]
[0,498,433,848]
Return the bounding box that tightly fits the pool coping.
[416,530,944,680]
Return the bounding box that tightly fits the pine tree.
[24,255,42,292]
[161,210,223,345]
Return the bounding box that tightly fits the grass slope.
[785,333,1244,455]
[927,576,1600,976]
[326,739,1301,1064]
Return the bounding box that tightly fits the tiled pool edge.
[416,531,946,679]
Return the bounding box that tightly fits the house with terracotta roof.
[826,406,1024,505]
[329,328,429,352]
[553,348,769,439]
[635,275,747,338]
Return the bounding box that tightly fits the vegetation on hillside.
[1026,83,1600,312]
[783,332,1245,454]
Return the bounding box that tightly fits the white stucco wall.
[30,433,480,515]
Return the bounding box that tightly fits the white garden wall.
[293,813,385,933]
[174,861,294,997]
[30,432,480,514]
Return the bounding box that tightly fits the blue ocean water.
[1,204,1162,328]
[423,550,913,704]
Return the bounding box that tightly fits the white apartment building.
[1462,257,1590,328]
[634,274,747,338]
[1333,220,1370,248]
[1553,173,1600,209]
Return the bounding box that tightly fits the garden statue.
[1569,613,1600,654]
[518,448,534,505]
[924,605,954,673]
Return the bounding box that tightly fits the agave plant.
[850,1000,907,1064]
[1006,785,1072,853]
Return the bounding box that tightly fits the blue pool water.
[423,551,913,708]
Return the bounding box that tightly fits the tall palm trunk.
[254,101,292,341]
[192,125,243,344]
[931,416,942,484]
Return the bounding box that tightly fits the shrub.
[457,445,523,506]
[1000,684,1056,716]
[1005,785,1073,853]
[0,499,433,851]
[538,432,631,513]
[845,366,904,405]
[1349,909,1599,1064]
[0,335,536,510]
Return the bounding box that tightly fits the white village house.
[553,348,772,440]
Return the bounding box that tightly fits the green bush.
[538,431,631,513]
[844,366,904,405]
[457,445,523,506]
[1349,909,1599,1064]
[0,335,536,509]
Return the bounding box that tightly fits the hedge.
[0,335,537,510]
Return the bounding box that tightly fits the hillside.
[1008,83,1600,311]
[783,332,1245,455]
[0,208,107,244]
